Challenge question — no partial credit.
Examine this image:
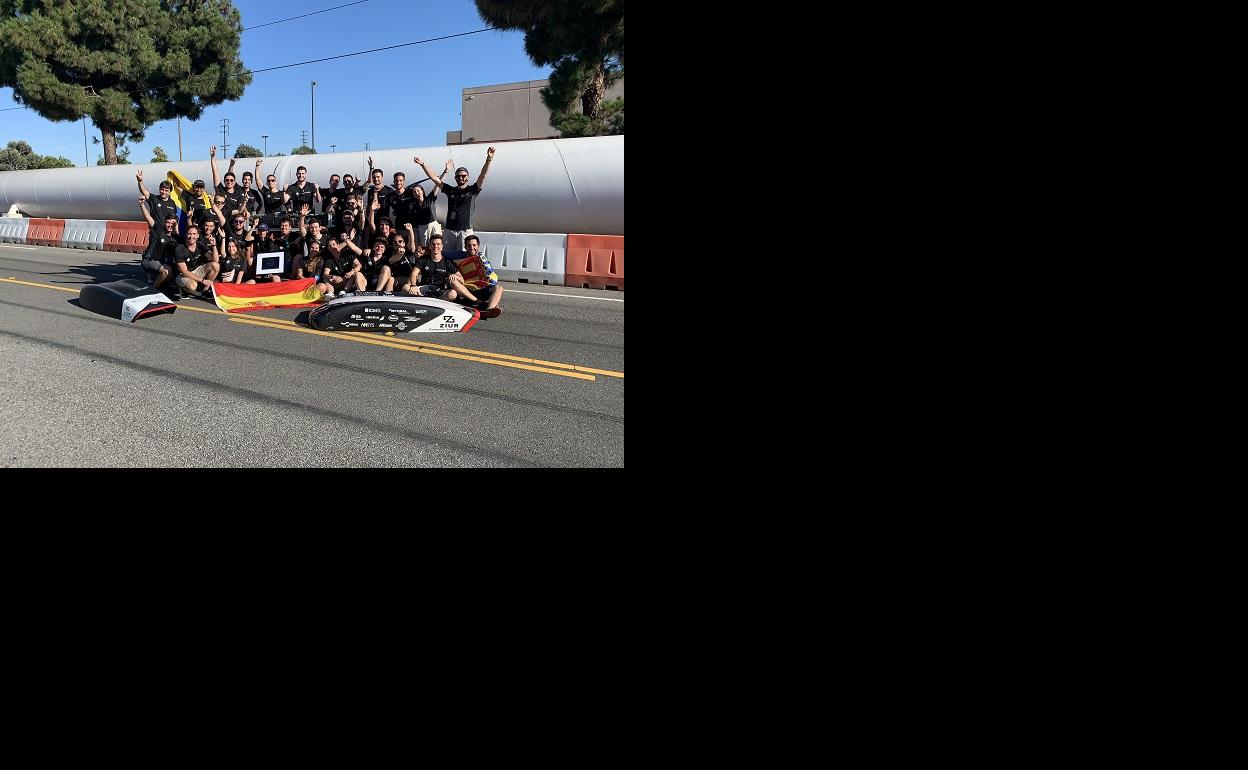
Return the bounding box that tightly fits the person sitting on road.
[216,237,246,285]
[323,233,366,294]
[172,224,220,297]
[447,234,503,318]
[359,238,392,292]
[138,198,180,291]
[406,233,459,301]
[295,238,335,298]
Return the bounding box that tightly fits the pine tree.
[0,0,251,164]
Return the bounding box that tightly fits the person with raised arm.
[415,147,494,252]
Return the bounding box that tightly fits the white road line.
[0,244,37,250]
[507,289,624,302]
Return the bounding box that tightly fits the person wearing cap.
[416,147,494,252]
[136,170,179,232]
[184,178,211,227]
[209,144,246,216]
[334,208,365,251]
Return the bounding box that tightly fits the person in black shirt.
[363,158,396,223]
[209,145,245,217]
[138,197,179,290]
[172,224,219,296]
[388,229,420,293]
[259,168,287,216]
[320,174,342,217]
[407,233,461,300]
[254,217,302,283]
[418,149,493,252]
[285,165,320,215]
[334,209,365,251]
[217,235,246,284]
[136,171,179,233]
[295,239,334,297]
[323,233,365,294]
[239,166,264,218]
[359,238,393,292]
[400,181,444,246]
[298,206,328,257]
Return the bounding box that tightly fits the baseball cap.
[257,223,270,231]
[193,179,206,187]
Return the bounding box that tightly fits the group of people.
[135,145,503,318]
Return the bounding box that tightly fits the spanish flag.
[213,278,324,313]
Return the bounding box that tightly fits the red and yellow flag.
[213,278,323,313]
[453,254,498,291]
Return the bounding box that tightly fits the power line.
[0,27,497,117]
[243,0,372,32]
[248,28,493,73]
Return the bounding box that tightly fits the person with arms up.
[415,148,493,252]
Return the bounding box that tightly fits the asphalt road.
[0,242,624,468]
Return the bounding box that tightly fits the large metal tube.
[0,135,623,235]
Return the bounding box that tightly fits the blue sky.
[0,0,550,164]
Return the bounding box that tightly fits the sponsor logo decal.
[340,321,358,328]
[378,323,394,328]
[396,322,407,330]
[365,307,381,313]
[359,322,376,328]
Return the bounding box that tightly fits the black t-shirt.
[296,253,325,281]
[325,250,357,277]
[218,247,246,277]
[239,188,264,217]
[147,194,179,230]
[366,185,396,222]
[224,229,251,260]
[286,181,317,213]
[174,242,211,271]
[216,183,245,216]
[442,183,480,230]
[147,227,181,265]
[319,186,344,211]
[415,256,458,287]
[392,188,437,227]
[302,231,329,255]
[389,250,418,278]
[332,226,365,250]
[360,249,389,275]
[261,187,287,215]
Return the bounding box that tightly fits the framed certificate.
[255,251,285,276]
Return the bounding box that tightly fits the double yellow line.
[1,276,624,382]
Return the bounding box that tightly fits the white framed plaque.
[255,251,285,276]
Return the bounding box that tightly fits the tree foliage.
[474,1,623,135]
[0,140,76,171]
[291,145,316,155]
[552,97,623,138]
[0,0,252,164]
[233,143,262,158]
[150,145,169,162]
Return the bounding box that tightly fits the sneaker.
[479,307,502,319]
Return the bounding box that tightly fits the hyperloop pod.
[308,292,480,333]
[79,279,178,323]
[0,136,623,235]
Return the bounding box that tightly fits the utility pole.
[177,117,183,161]
[300,130,308,148]
[311,81,317,152]
[330,144,336,153]
[220,118,230,159]
[364,142,370,151]
[261,135,268,156]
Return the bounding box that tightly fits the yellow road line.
[228,315,597,380]
[2,276,620,380]
[1,276,81,293]
[249,314,625,378]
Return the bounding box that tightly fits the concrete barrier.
[25,218,66,247]
[474,231,567,285]
[62,219,108,250]
[565,234,624,291]
[103,221,150,254]
[0,216,30,244]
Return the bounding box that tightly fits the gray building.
[447,78,624,145]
